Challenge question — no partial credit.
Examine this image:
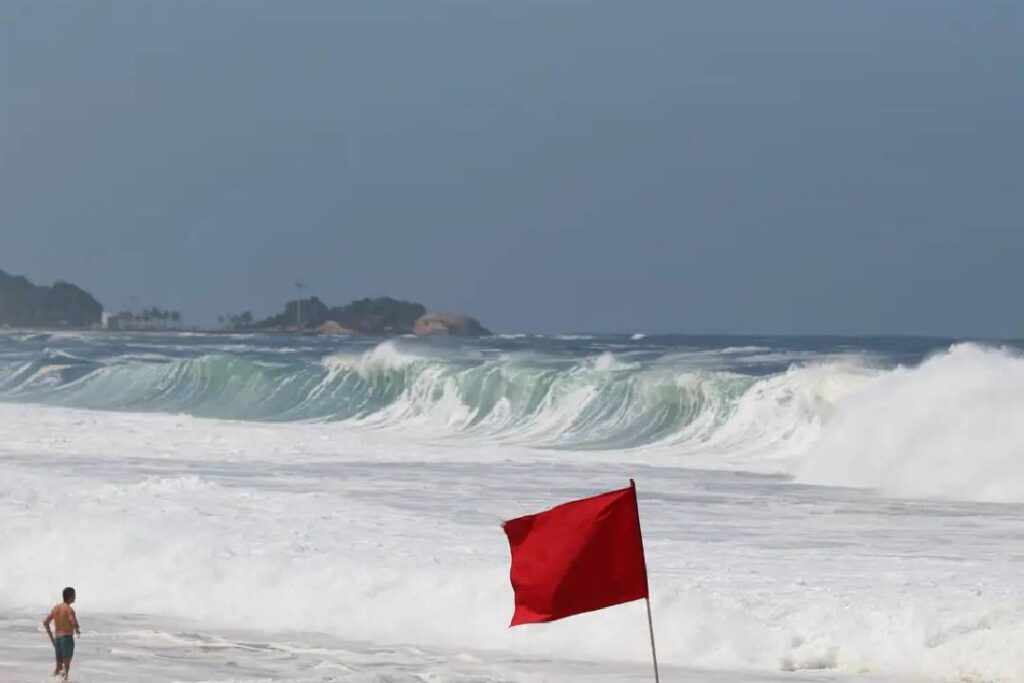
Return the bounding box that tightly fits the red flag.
[502,481,649,626]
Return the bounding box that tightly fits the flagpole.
[644,597,660,683]
[630,479,660,683]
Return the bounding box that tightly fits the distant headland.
[225,296,491,337]
[0,269,491,337]
[0,269,102,328]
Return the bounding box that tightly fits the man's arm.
[71,609,80,636]
[42,610,55,644]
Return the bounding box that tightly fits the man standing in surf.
[43,587,80,681]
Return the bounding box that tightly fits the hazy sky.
[2,1,1022,335]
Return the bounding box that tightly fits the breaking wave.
[0,341,879,455]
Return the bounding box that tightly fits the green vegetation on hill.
[329,298,427,335]
[253,296,426,334]
[254,297,330,330]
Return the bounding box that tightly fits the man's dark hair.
[62,587,75,602]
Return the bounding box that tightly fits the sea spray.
[797,343,1024,502]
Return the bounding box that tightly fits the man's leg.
[61,658,70,680]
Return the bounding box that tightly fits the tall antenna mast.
[294,280,306,329]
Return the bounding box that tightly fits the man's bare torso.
[49,603,77,637]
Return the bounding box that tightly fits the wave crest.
[0,342,878,454]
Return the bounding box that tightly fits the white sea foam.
[797,343,1024,502]
[2,401,1024,682]
[590,351,636,372]
[321,340,424,378]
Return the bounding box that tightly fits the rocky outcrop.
[413,311,491,337]
[0,269,102,328]
[253,296,489,336]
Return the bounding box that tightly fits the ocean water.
[2,331,1024,682]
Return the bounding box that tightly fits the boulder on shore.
[413,311,491,337]
[317,320,353,335]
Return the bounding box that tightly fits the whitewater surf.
[2,332,1024,682]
